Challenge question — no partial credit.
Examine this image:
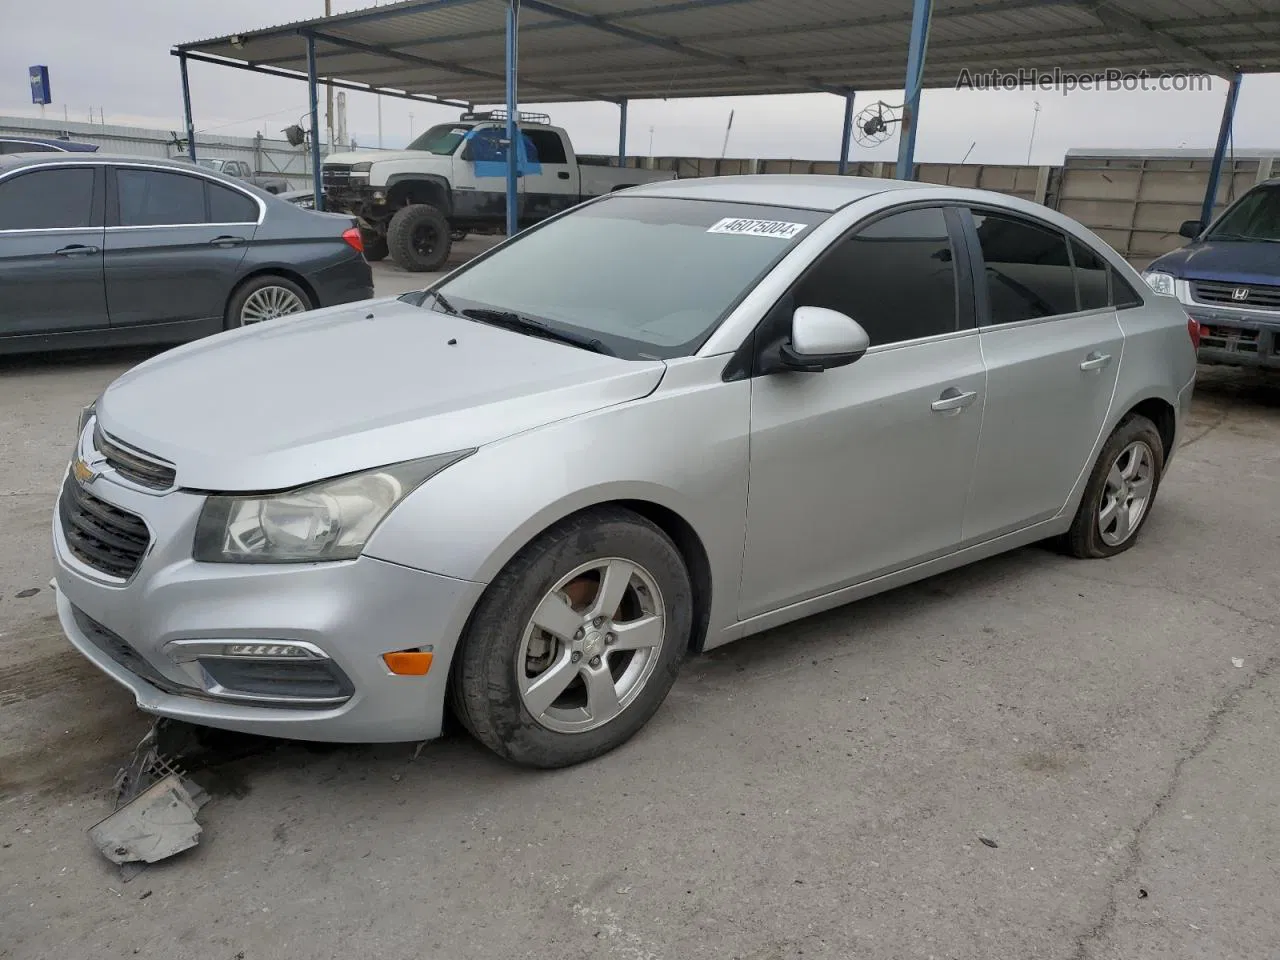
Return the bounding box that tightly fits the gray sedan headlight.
[194,452,472,563]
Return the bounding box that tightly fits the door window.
[0,167,95,230]
[524,129,568,164]
[208,181,258,223]
[117,169,206,226]
[971,211,1077,323]
[791,207,959,346]
[1069,237,1110,311]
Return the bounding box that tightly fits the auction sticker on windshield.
[706,217,807,239]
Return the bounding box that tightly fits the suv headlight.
[193,452,472,563]
[1141,271,1177,297]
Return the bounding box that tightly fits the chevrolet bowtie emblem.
[71,457,98,486]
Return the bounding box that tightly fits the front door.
[104,166,253,327]
[741,207,987,619]
[0,164,107,337]
[961,209,1124,540]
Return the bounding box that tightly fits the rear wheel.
[224,275,312,330]
[360,229,388,262]
[1064,414,1165,558]
[452,507,692,768]
[386,203,451,272]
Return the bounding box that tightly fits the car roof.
[624,174,944,211]
[0,135,99,152]
[0,151,253,180]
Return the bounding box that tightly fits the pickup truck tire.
[360,229,388,262]
[387,203,452,272]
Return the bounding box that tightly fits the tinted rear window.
[208,182,258,223]
[117,169,206,226]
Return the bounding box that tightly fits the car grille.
[1192,280,1280,310]
[322,164,352,189]
[1199,324,1260,353]
[59,475,151,579]
[94,424,176,490]
[70,605,182,692]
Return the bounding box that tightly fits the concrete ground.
[1,266,1276,958]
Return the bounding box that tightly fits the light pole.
[1026,101,1042,165]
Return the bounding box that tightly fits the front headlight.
[75,401,97,446]
[349,162,372,176]
[193,452,472,563]
[1142,271,1177,297]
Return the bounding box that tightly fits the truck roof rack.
[460,109,551,125]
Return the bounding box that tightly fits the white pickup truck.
[321,111,676,271]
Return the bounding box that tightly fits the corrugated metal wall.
[7,114,1274,267]
[0,116,315,188]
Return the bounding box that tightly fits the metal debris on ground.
[979,836,999,848]
[89,775,205,866]
[89,720,211,875]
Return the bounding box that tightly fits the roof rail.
[459,109,551,125]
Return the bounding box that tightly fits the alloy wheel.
[517,558,666,734]
[1098,439,1155,546]
[241,286,307,324]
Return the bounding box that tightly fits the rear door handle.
[210,236,247,248]
[55,244,100,257]
[931,388,979,414]
[1079,352,1113,371]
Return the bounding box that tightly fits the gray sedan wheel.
[225,275,312,330]
[452,507,692,768]
[1065,413,1165,558]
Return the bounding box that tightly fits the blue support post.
[618,98,628,166]
[178,52,197,162]
[895,0,934,181]
[1201,73,1242,229]
[305,33,325,211]
[504,0,521,237]
[838,91,855,175]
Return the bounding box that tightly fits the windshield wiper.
[461,308,614,356]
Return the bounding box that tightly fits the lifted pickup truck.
[321,111,676,271]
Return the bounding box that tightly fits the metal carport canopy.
[175,0,1279,227]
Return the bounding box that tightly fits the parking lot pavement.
[1,352,1276,958]
[369,235,501,296]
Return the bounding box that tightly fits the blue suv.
[1143,179,1280,370]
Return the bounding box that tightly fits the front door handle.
[209,235,247,248]
[931,388,979,414]
[556,171,571,180]
[1079,352,1113,371]
[55,244,100,257]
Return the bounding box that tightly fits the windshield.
[1206,184,1280,242]
[406,123,473,155]
[434,196,826,360]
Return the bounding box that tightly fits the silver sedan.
[52,175,1197,767]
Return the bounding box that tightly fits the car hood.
[1147,239,1280,286]
[324,150,442,165]
[96,298,666,492]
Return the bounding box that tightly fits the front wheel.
[1064,414,1165,558]
[452,507,693,768]
[386,203,452,272]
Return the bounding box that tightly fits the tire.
[1064,414,1165,559]
[386,203,452,272]
[224,274,313,330]
[452,507,693,768]
[361,229,388,262]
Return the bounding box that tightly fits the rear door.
[518,128,579,219]
[104,165,258,327]
[0,164,107,336]
[960,207,1124,540]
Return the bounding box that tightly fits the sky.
[2,0,1277,165]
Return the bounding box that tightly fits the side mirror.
[778,306,871,372]
[459,143,475,162]
[1178,219,1203,239]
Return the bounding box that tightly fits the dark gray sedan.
[0,153,373,355]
